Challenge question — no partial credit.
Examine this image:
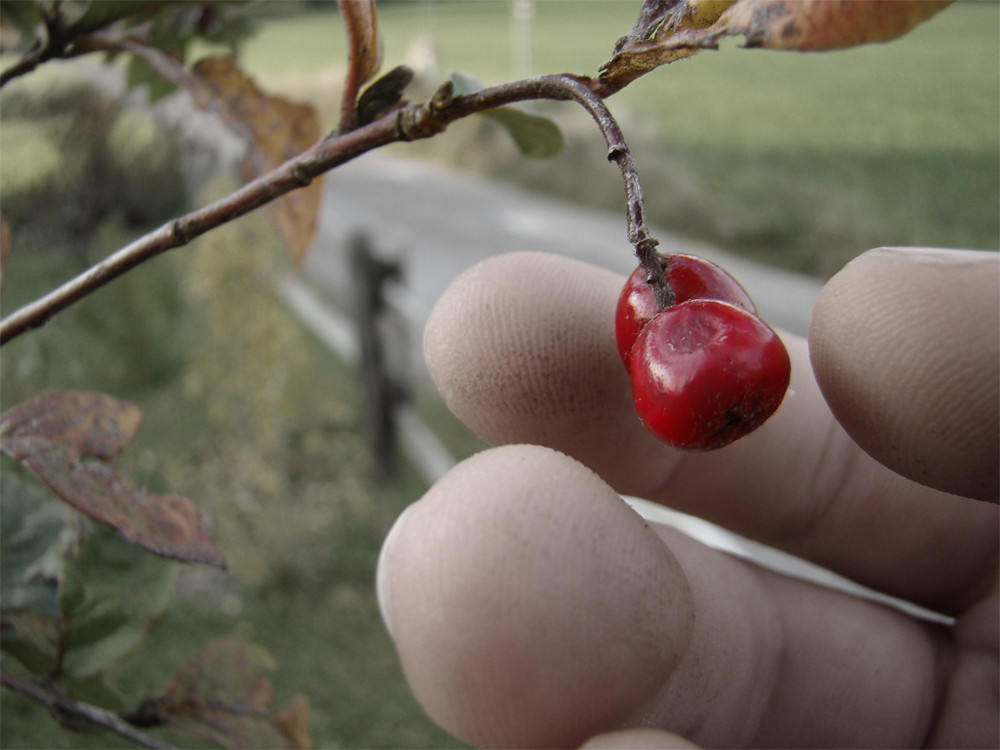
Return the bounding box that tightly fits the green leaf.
[59,523,177,680]
[0,469,66,675]
[446,70,484,97]
[69,0,166,34]
[447,71,564,160]
[0,469,65,612]
[0,0,45,41]
[482,107,564,159]
[127,54,179,102]
[63,672,129,713]
[1,608,64,676]
[1,445,178,685]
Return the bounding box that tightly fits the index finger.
[423,251,998,614]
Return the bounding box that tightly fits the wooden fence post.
[350,233,404,474]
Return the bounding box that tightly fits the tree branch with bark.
[0,72,666,344]
[0,672,175,750]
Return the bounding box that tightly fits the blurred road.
[301,153,824,342]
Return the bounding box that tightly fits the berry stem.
[443,74,675,309]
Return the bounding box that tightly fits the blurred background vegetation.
[0,63,462,750]
[1,1,996,747]
[229,0,997,278]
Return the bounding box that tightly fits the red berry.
[629,299,790,451]
[615,254,756,369]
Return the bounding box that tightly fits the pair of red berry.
[615,253,791,451]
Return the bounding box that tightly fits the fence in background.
[280,234,457,484]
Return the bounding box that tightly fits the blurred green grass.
[233,0,998,277]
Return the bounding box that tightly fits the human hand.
[376,248,999,748]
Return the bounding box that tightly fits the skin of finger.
[579,728,701,749]
[809,247,1000,503]
[646,526,944,749]
[377,445,947,749]
[423,251,677,495]
[423,251,998,613]
[926,575,1000,748]
[375,444,697,749]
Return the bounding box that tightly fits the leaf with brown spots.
[152,638,313,749]
[598,0,952,95]
[721,0,953,51]
[0,392,225,568]
[190,57,323,268]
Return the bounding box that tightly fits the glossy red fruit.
[615,254,756,369]
[630,299,791,451]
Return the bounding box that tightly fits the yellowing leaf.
[272,695,312,750]
[190,57,323,268]
[722,0,953,51]
[598,0,953,94]
[617,0,735,47]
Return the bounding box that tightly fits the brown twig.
[0,4,65,88]
[0,114,401,344]
[0,73,667,343]
[434,74,671,307]
[0,671,175,750]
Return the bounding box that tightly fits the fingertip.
[376,444,695,749]
[809,247,999,502]
[580,728,701,749]
[376,501,417,640]
[423,251,678,494]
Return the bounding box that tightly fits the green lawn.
[234,0,998,277]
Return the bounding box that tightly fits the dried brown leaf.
[157,638,312,750]
[599,0,952,94]
[272,695,312,750]
[337,0,384,131]
[338,0,382,87]
[722,0,953,50]
[0,392,225,568]
[0,391,142,461]
[190,57,324,268]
